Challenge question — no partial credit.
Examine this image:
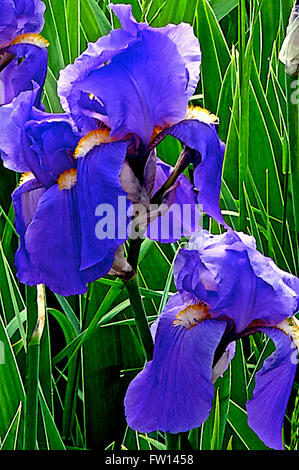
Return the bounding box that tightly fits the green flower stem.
[287,74,299,234]
[125,154,190,437]
[123,275,154,362]
[24,284,46,450]
[151,148,191,206]
[124,275,182,446]
[166,432,181,450]
[127,237,143,273]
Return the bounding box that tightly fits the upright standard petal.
[110,3,201,98]
[241,237,299,315]
[247,327,297,450]
[76,139,130,270]
[0,1,16,49]
[0,0,45,49]
[173,248,218,306]
[125,293,227,433]
[197,231,299,328]
[110,3,147,36]
[159,22,201,99]
[174,230,299,332]
[75,29,188,145]
[58,3,201,142]
[0,86,40,172]
[23,116,79,187]
[13,0,45,36]
[57,29,137,132]
[1,41,48,107]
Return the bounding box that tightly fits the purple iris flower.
[57,3,226,227]
[0,0,47,107]
[0,86,199,294]
[0,0,45,49]
[124,230,299,450]
[58,3,201,140]
[0,3,227,295]
[9,98,130,295]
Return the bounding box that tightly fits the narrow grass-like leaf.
[201,365,231,450]
[42,0,67,74]
[81,0,111,39]
[0,403,22,450]
[138,434,166,450]
[230,340,248,407]
[227,400,269,450]
[55,294,80,335]
[0,315,25,443]
[196,0,231,112]
[209,0,238,21]
[38,385,66,450]
[66,0,80,63]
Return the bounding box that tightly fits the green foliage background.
[0,0,298,451]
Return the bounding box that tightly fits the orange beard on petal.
[173,301,211,330]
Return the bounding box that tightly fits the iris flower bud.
[279,2,299,75]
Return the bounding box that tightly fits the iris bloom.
[0,3,227,295]
[0,86,198,295]
[58,3,227,227]
[10,100,130,295]
[125,230,299,450]
[0,0,47,107]
[279,1,299,75]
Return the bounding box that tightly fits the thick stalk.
[151,147,191,206]
[123,275,154,361]
[127,238,143,273]
[125,146,191,443]
[166,432,181,450]
[125,146,190,344]
[126,150,190,273]
[24,284,45,450]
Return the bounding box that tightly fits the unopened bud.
[279,3,299,75]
